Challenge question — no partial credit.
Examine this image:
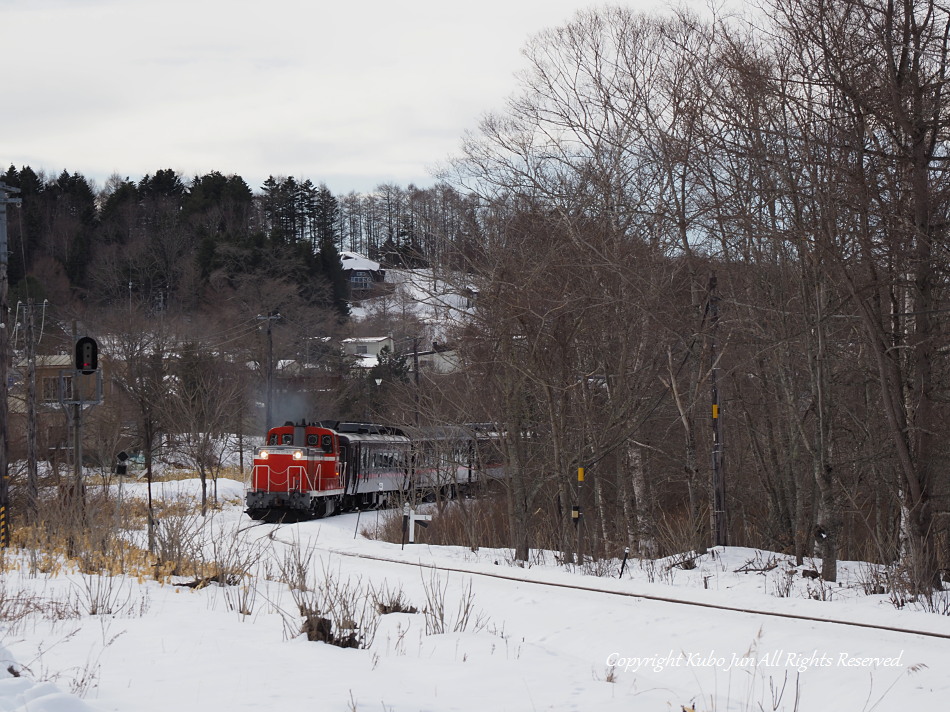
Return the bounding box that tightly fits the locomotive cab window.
[282,434,293,445]
[307,434,319,446]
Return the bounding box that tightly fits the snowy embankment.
[1,479,948,711]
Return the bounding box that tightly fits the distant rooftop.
[340,251,381,272]
[342,336,391,344]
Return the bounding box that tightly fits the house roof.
[340,251,381,272]
[14,354,75,369]
[342,336,391,344]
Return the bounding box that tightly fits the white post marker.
[375,482,383,537]
[407,505,432,544]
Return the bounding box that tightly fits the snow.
[341,252,381,272]
[1,478,948,711]
[350,268,474,344]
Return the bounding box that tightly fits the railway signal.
[76,336,98,374]
[61,336,105,512]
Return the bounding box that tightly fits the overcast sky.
[2,0,677,195]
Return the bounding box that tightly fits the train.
[245,420,498,522]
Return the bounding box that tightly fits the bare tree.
[161,342,248,515]
[752,0,950,592]
[445,8,733,559]
[104,307,175,550]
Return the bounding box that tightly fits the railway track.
[255,522,950,642]
[324,547,950,640]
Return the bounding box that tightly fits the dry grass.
[420,570,487,635]
[654,508,708,559]
[151,465,247,483]
[364,496,511,551]
[2,482,257,587]
[281,552,381,649]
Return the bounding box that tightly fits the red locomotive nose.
[246,423,345,521]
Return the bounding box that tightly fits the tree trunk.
[627,443,656,557]
[666,349,705,553]
[593,474,610,558]
[808,276,839,582]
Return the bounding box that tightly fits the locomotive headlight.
[293,450,304,460]
[259,450,269,460]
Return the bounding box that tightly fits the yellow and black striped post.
[0,503,7,547]
[708,274,727,548]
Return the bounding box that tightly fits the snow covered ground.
[1,478,949,711]
[349,267,473,342]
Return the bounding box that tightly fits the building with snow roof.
[342,336,394,369]
[340,251,386,299]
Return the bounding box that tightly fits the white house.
[341,336,394,369]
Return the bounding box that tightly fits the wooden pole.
[0,182,22,547]
[25,300,38,520]
[708,274,728,547]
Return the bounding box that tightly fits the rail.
[255,526,950,643]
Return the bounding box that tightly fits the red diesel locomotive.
[245,422,345,521]
[245,421,496,523]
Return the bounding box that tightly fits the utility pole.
[266,317,273,428]
[25,300,38,520]
[0,182,22,547]
[412,336,420,428]
[574,466,584,566]
[258,312,280,428]
[72,323,81,500]
[708,274,728,547]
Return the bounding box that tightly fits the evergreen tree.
[99,178,139,245]
[313,184,341,250]
[49,170,97,289]
[184,171,231,216]
[1,166,44,287]
[299,178,318,247]
[185,172,254,283]
[317,235,350,319]
[396,215,427,268]
[139,168,185,200]
[261,175,302,245]
[369,346,410,384]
